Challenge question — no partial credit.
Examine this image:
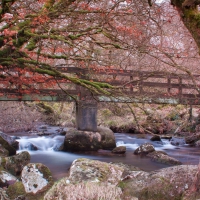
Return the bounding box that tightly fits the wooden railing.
[0,67,200,104]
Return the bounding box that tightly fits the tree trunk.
[171,0,200,52]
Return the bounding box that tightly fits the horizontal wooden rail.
[1,67,200,104]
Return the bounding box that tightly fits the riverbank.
[1,102,199,136]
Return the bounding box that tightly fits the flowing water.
[13,129,200,180]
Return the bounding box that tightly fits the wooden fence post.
[167,76,171,94]
[178,77,182,103]
[139,72,143,94]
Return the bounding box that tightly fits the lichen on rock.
[134,143,155,155]
[68,158,124,185]
[21,163,53,194]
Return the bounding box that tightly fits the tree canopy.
[0,0,200,100]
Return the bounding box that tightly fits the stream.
[11,126,200,180]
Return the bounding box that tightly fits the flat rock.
[147,151,182,165]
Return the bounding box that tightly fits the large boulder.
[141,165,200,200]
[68,158,124,185]
[147,151,182,165]
[44,158,124,200]
[62,126,116,151]
[1,151,30,176]
[21,163,53,195]
[121,165,200,200]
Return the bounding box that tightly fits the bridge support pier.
[75,101,97,132]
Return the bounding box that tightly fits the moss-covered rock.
[0,136,16,156]
[1,151,30,176]
[0,131,19,150]
[140,165,199,200]
[120,170,149,199]
[121,165,200,200]
[6,163,53,200]
[62,126,116,151]
[44,158,124,200]
[6,182,26,200]
[68,158,124,185]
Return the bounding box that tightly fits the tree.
[171,0,200,51]
[0,0,200,101]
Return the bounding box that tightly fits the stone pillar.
[76,100,97,132]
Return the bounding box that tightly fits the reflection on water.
[15,132,200,180]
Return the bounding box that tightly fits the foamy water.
[17,135,64,151]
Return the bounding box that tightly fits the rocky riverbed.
[0,127,200,200]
